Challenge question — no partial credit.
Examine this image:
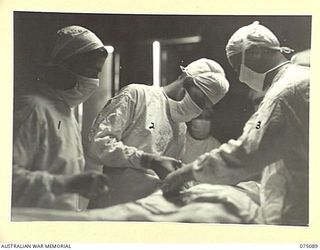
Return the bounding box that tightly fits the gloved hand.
[161,163,195,195]
[55,171,110,199]
[141,153,182,179]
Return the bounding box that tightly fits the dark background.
[14,12,311,143]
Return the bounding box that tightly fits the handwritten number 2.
[256,121,261,129]
[149,122,155,129]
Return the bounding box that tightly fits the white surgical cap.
[193,72,229,105]
[226,21,294,60]
[181,58,226,77]
[181,58,229,105]
[291,49,310,67]
[48,25,105,65]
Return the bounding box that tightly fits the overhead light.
[153,41,161,86]
[105,45,114,54]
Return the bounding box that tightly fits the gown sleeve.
[87,90,145,169]
[12,103,67,208]
[191,96,292,185]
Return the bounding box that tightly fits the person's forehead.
[188,84,207,99]
[77,52,107,66]
[191,86,213,106]
[228,53,241,68]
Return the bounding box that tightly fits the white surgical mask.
[239,49,290,92]
[59,73,99,108]
[189,119,211,140]
[167,90,203,123]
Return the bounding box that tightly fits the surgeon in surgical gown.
[12,26,109,210]
[182,111,221,164]
[163,21,309,225]
[86,58,229,208]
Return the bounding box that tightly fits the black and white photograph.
[11,11,311,227]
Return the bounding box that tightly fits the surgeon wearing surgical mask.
[182,111,221,164]
[189,117,212,139]
[163,21,309,225]
[86,58,229,208]
[45,47,107,107]
[226,22,293,93]
[12,26,110,210]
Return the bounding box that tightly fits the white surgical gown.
[87,84,186,207]
[182,132,221,164]
[191,64,309,225]
[12,83,85,210]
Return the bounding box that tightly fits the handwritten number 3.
[256,121,261,129]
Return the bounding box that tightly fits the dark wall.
[14,12,311,142]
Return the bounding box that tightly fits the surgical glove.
[141,153,182,179]
[161,163,195,195]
